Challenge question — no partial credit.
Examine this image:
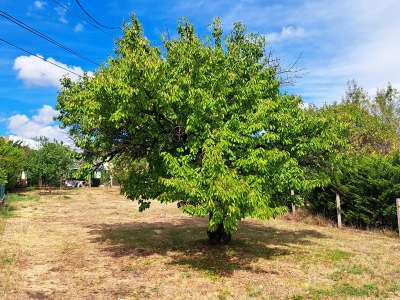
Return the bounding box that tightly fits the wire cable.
[74,0,120,30]
[0,37,83,78]
[48,0,114,37]
[0,10,99,66]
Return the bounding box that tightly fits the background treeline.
[0,138,74,190]
[306,81,400,229]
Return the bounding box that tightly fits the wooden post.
[396,198,400,237]
[336,192,342,228]
[291,189,295,215]
[88,174,92,188]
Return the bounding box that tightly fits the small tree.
[26,138,74,188]
[57,16,343,243]
[0,137,26,189]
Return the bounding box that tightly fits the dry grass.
[1,188,400,299]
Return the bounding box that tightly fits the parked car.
[65,180,86,188]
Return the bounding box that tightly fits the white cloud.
[217,0,400,104]
[292,1,400,104]
[7,105,71,146]
[55,5,68,24]
[32,105,58,124]
[34,0,46,9]
[267,26,306,43]
[74,23,84,33]
[8,114,29,130]
[13,55,90,87]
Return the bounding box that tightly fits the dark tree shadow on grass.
[87,217,326,277]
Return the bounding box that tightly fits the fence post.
[336,192,342,228]
[396,198,400,237]
[290,189,295,215]
[88,173,92,188]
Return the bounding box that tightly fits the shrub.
[306,151,400,229]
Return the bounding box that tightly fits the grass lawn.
[1,188,400,299]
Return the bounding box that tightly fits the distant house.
[7,135,40,150]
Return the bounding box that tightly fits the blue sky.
[1,0,400,144]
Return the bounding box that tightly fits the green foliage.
[324,81,400,155]
[307,82,400,229]
[72,162,92,180]
[25,138,74,186]
[57,16,343,236]
[0,137,26,189]
[0,169,7,185]
[307,151,400,229]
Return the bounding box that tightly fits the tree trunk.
[207,214,231,245]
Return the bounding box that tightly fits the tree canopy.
[57,16,344,243]
[322,81,400,155]
[25,138,74,187]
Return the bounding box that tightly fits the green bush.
[0,138,26,190]
[306,152,400,229]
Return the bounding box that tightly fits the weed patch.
[6,193,39,203]
[1,257,14,265]
[245,283,263,298]
[329,264,366,281]
[310,283,379,299]
[217,288,231,300]
[319,249,352,262]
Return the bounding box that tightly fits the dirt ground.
[1,188,400,299]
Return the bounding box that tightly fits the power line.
[0,10,100,67]
[48,0,114,37]
[0,37,83,78]
[0,10,99,66]
[74,0,120,30]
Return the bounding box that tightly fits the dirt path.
[1,188,400,299]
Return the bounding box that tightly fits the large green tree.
[57,16,343,243]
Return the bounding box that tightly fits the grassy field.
[1,188,400,299]
[0,192,39,235]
